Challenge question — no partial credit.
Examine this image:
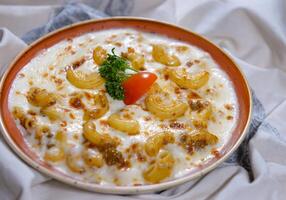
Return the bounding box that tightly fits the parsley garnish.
[99,48,137,100]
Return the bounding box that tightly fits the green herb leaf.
[105,81,125,100]
[99,48,137,100]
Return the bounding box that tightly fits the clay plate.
[0,17,252,194]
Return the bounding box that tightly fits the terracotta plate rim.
[0,17,252,194]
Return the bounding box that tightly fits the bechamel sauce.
[8,29,238,186]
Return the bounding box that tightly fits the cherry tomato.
[123,72,157,105]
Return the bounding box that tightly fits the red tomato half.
[122,72,157,105]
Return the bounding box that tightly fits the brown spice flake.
[174,87,181,94]
[78,42,85,47]
[48,66,55,71]
[185,155,191,161]
[69,113,76,120]
[53,77,63,86]
[218,110,224,116]
[46,143,55,149]
[226,115,233,120]
[130,143,139,151]
[18,73,25,78]
[188,91,201,99]
[159,124,168,129]
[114,42,122,47]
[125,148,130,154]
[66,37,73,42]
[164,73,169,80]
[73,134,79,140]
[64,45,76,55]
[137,152,146,162]
[72,57,86,69]
[128,47,135,53]
[84,92,93,100]
[194,59,200,64]
[143,116,151,121]
[176,45,189,53]
[42,72,48,78]
[121,52,128,59]
[211,149,221,158]
[179,134,194,154]
[224,104,234,111]
[64,45,72,52]
[205,88,216,95]
[123,113,132,120]
[110,34,117,39]
[186,61,194,67]
[99,120,108,127]
[27,110,37,116]
[60,121,67,127]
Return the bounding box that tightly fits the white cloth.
[1,0,286,199]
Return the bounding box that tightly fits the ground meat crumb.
[169,121,186,129]
[189,99,209,112]
[69,96,85,109]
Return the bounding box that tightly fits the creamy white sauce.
[8,29,238,186]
